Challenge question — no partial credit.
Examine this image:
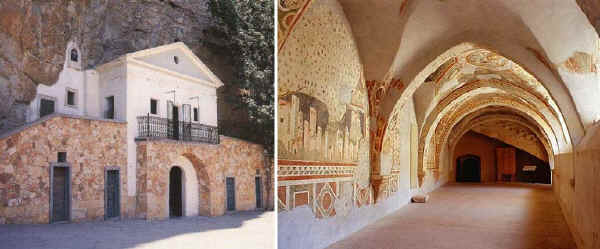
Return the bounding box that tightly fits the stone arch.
[417,84,565,158]
[384,43,575,153]
[421,93,561,169]
[417,94,566,189]
[169,156,199,217]
[173,153,211,216]
[378,44,575,190]
[448,112,554,169]
[446,111,556,184]
[416,81,566,156]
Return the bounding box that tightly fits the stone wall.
[136,136,267,220]
[0,114,129,224]
[554,123,600,249]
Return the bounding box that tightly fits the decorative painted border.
[293,190,310,208]
[278,159,357,166]
[278,159,357,182]
[278,0,315,51]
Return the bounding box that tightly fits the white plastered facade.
[26,42,224,200]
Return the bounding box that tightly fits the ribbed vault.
[448,111,552,164]
[385,45,572,189]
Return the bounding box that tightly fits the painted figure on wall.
[278,93,366,163]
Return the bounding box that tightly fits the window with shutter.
[66,89,76,107]
[40,98,55,117]
[105,96,115,119]
[150,99,158,114]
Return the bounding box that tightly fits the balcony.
[136,115,219,144]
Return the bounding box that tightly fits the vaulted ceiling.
[278,0,599,149]
[277,0,599,189]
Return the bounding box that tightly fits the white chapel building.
[1,41,269,224]
[27,42,223,198]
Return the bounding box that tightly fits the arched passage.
[167,155,207,217]
[381,44,573,191]
[180,153,211,216]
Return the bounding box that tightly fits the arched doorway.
[169,167,183,217]
[168,155,203,217]
[456,155,481,182]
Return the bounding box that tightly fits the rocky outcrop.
[576,0,600,35]
[0,0,234,130]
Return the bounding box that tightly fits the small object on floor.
[411,194,429,203]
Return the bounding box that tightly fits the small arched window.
[174,56,179,64]
[70,49,78,62]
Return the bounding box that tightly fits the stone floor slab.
[327,183,576,249]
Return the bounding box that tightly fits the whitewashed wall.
[123,60,218,196]
[97,63,127,121]
[27,42,86,122]
[126,62,218,126]
[84,70,101,117]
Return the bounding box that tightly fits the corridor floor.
[327,183,576,249]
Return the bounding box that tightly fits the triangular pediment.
[127,42,224,88]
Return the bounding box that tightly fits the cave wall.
[576,0,600,35]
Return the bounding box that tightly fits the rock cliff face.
[0,0,233,130]
[576,0,600,35]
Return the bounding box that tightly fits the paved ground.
[0,211,274,249]
[327,183,576,249]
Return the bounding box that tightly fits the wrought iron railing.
[137,114,219,144]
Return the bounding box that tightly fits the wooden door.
[52,167,69,222]
[105,170,120,219]
[226,177,236,211]
[496,147,516,181]
[169,167,183,217]
[255,177,262,209]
